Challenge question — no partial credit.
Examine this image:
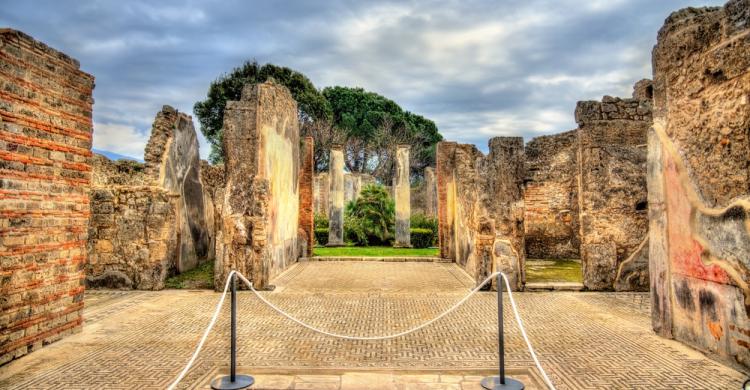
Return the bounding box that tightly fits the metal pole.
[211,272,254,390]
[481,273,524,390]
[230,273,237,382]
[498,274,505,385]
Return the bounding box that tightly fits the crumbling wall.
[0,29,94,364]
[576,88,651,291]
[524,130,580,259]
[650,0,750,369]
[87,107,212,289]
[298,137,314,257]
[87,157,179,290]
[437,138,525,289]
[215,82,301,289]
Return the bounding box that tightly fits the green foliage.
[344,184,395,246]
[314,228,329,246]
[313,246,439,257]
[410,228,434,249]
[314,212,329,229]
[164,261,213,289]
[194,60,331,163]
[411,213,438,246]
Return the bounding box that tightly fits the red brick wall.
[0,29,94,365]
[299,137,314,257]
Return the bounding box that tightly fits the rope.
[166,270,235,390]
[167,270,557,390]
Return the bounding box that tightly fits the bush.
[411,213,438,246]
[344,184,395,246]
[314,228,329,246]
[314,213,329,229]
[410,228,433,249]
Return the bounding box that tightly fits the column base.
[393,243,412,248]
[325,242,346,247]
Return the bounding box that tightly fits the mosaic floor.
[0,261,746,389]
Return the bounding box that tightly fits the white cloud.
[92,122,149,159]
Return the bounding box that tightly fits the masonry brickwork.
[298,137,314,257]
[87,106,211,290]
[437,138,525,290]
[215,82,301,289]
[523,130,580,259]
[576,87,652,291]
[649,0,750,369]
[0,29,94,365]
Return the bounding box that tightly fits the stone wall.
[87,107,212,289]
[437,138,525,289]
[576,88,652,291]
[86,155,179,290]
[523,130,580,259]
[215,81,301,289]
[650,0,750,369]
[0,29,94,364]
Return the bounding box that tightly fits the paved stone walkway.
[0,261,746,389]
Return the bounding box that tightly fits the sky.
[1,0,725,160]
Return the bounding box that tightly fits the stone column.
[424,167,437,217]
[327,145,345,246]
[394,145,411,247]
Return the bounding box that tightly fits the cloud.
[0,0,728,157]
[92,123,149,159]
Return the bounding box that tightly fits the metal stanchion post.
[481,274,524,390]
[211,273,254,390]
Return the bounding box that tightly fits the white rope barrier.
[166,270,235,390]
[167,270,557,390]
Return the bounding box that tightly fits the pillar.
[327,145,345,246]
[299,137,314,257]
[394,145,411,247]
[424,167,437,217]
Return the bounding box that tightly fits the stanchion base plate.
[480,376,524,390]
[210,374,254,390]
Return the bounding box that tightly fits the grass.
[165,261,213,289]
[313,245,439,257]
[525,258,583,283]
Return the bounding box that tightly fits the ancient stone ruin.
[87,106,212,290]
[649,0,750,369]
[214,81,304,289]
[437,137,526,290]
[394,145,411,247]
[0,29,94,364]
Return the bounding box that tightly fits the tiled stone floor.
[0,261,747,389]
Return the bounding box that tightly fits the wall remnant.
[87,106,212,289]
[298,137,314,257]
[0,29,94,364]
[327,146,345,246]
[394,145,411,247]
[650,0,750,369]
[437,138,525,289]
[215,82,301,289]
[523,130,580,259]
[576,87,652,291]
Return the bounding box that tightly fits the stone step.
[301,256,452,263]
[524,282,584,292]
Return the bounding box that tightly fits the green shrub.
[314,228,329,246]
[314,213,329,229]
[344,184,395,246]
[410,228,433,249]
[411,213,438,246]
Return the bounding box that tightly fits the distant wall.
[576,91,651,291]
[437,138,525,289]
[0,29,94,364]
[650,0,750,369]
[215,82,300,289]
[524,130,580,259]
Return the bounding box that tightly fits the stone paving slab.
[0,262,746,389]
